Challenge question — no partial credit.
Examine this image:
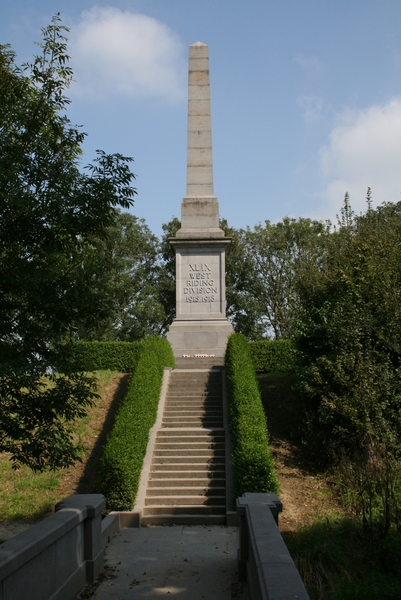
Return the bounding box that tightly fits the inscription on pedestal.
[176,251,225,318]
[184,263,217,303]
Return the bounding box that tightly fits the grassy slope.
[0,370,122,521]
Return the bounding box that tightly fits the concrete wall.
[0,494,106,600]
[237,493,310,600]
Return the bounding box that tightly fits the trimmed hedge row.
[249,339,296,373]
[225,333,279,498]
[99,337,175,511]
[70,341,143,372]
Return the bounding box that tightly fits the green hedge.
[249,339,296,373]
[225,333,279,498]
[99,337,175,511]
[68,341,143,372]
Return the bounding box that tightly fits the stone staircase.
[141,367,227,525]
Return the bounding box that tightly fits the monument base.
[167,319,233,358]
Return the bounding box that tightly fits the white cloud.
[69,6,186,102]
[317,98,401,218]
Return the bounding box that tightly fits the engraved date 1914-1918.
[186,295,215,303]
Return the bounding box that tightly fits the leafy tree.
[225,217,328,339]
[158,217,181,331]
[0,16,136,470]
[295,194,401,534]
[75,211,166,341]
[221,220,266,340]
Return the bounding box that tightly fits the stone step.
[156,430,223,436]
[167,390,221,395]
[155,433,224,439]
[151,457,225,466]
[163,409,223,414]
[168,377,221,382]
[163,412,223,418]
[167,392,221,398]
[152,449,223,458]
[149,465,225,480]
[163,406,223,413]
[161,423,224,429]
[165,398,222,405]
[156,436,224,446]
[153,448,225,457]
[168,382,221,386]
[157,426,224,432]
[167,384,221,389]
[145,495,226,506]
[162,422,223,428]
[168,379,221,384]
[166,394,222,399]
[142,505,226,516]
[162,415,223,422]
[154,441,225,448]
[163,410,223,416]
[162,424,223,430]
[174,359,224,367]
[155,441,225,450]
[140,366,226,526]
[164,406,222,412]
[165,398,222,403]
[140,514,226,526]
[170,371,221,377]
[166,392,221,396]
[168,387,221,391]
[148,472,226,492]
[150,471,225,480]
[150,472,224,481]
[147,488,226,499]
[168,384,221,391]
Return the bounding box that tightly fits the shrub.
[99,337,174,510]
[225,333,279,498]
[65,341,143,372]
[249,339,296,372]
[295,197,401,535]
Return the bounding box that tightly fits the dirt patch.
[258,373,345,532]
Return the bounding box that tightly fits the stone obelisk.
[167,42,233,358]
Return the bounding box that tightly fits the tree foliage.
[223,217,328,339]
[0,16,136,470]
[157,217,181,332]
[295,194,401,534]
[222,219,266,340]
[75,211,166,341]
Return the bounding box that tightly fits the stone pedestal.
[167,42,233,358]
[167,239,233,357]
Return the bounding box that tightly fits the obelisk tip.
[190,41,207,47]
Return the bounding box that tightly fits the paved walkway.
[89,525,243,599]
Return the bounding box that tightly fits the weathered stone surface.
[185,43,214,200]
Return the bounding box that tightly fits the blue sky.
[1,1,401,236]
